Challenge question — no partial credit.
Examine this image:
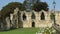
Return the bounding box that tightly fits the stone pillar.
[1,23,4,30]
[5,17,10,30]
[16,19,18,28]
[14,8,19,28]
[10,14,14,28]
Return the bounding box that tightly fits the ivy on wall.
[50,13,55,20]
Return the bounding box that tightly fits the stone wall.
[20,10,60,28]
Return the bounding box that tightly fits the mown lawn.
[0,28,39,34]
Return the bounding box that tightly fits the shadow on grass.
[0,28,18,32]
[0,27,39,32]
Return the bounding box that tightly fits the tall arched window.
[41,12,45,20]
[23,13,26,20]
[31,12,35,19]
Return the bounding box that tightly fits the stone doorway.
[32,21,35,27]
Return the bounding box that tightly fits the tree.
[1,2,25,18]
[23,0,49,11]
[50,13,55,20]
[32,2,49,11]
[1,1,49,18]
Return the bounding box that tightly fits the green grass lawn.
[0,28,39,34]
[0,27,56,34]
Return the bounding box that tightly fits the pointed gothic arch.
[22,13,26,20]
[41,12,45,20]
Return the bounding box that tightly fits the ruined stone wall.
[55,12,60,25]
[3,8,60,29]
[20,10,54,28]
[20,11,32,28]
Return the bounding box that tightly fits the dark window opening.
[23,13,26,20]
[41,12,45,20]
[32,22,35,27]
[31,13,35,19]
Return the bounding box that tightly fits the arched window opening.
[31,13,35,19]
[41,12,45,20]
[23,13,26,20]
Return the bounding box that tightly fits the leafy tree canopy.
[1,2,25,18]
[33,2,49,11]
[1,1,49,18]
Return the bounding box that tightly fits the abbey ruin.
[0,8,60,30]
